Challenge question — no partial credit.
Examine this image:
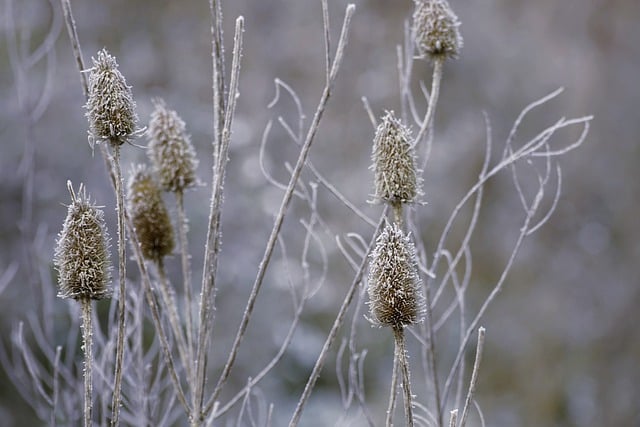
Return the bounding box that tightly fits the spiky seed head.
[413,0,463,60]
[86,49,138,146]
[368,222,425,328]
[127,165,175,262]
[54,182,111,301]
[147,99,198,193]
[371,111,422,205]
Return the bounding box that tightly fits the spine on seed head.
[413,0,463,60]
[368,222,425,328]
[371,111,422,205]
[54,182,112,301]
[127,164,175,262]
[86,49,138,146]
[147,99,198,193]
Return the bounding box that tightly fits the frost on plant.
[54,182,111,300]
[127,165,175,262]
[147,99,198,193]
[368,222,425,328]
[413,0,463,60]
[85,49,138,146]
[371,111,422,205]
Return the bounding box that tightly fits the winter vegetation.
[9,0,632,426]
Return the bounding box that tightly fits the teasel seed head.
[368,222,425,328]
[413,0,463,60]
[371,111,422,205]
[54,181,112,301]
[147,99,199,193]
[127,164,175,262]
[86,49,138,146]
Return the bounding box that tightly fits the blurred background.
[1,0,638,425]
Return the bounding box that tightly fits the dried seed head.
[371,111,422,205]
[147,99,198,193]
[86,49,138,146]
[413,0,463,60]
[127,165,175,262]
[368,223,425,328]
[54,182,111,301]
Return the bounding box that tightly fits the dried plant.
[1,0,594,426]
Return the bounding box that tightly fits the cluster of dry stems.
[1,0,592,426]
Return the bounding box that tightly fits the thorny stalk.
[459,327,485,427]
[393,327,414,427]
[80,299,93,427]
[176,190,195,388]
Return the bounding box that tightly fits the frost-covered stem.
[289,207,384,427]
[176,190,195,387]
[386,349,399,427]
[393,327,414,427]
[60,0,87,97]
[156,258,191,382]
[414,57,443,146]
[80,298,93,427]
[449,409,458,427]
[459,327,485,427]
[110,143,126,427]
[424,286,443,427]
[208,5,355,417]
[392,202,404,228]
[194,17,244,424]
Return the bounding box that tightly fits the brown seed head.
[54,182,112,301]
[86,49,138,146]
[147,99,198,193]
[127,165,175,262]
[413,0,463,60]
[368,222,425,328]
[371,111,422,205]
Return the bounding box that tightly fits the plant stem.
[110,143,126,427]
[176,190,195,390]
[386,352,399,427]
[459,327,486,427]
[414,57,443,147]
[80,298,93,427]
[393,326,414,427]
[156,258,191,383]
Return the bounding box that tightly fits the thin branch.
[195,16,245,419]
[288,207,384,427]
[459,327,485,427]
[206,5,356,415]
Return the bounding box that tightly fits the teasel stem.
[110,142,126,427]
[393,326,414,427]
[392,202,404,228]
[459,327,485,427]
[176,190,195,388]
[385,352,399,427]
[156,258,192,383]
[80,298,93,427]
[414,57,443,147]
[424,285,443,427]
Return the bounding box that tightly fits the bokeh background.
[1,0,638,425]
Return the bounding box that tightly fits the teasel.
[84,48,136,425]
[127,164,191,376]
[127,164,175,262]
[54,181,111,301]
[147,99,199,194]
[85,49,138,147]
[54,181,111,427]
[147,98,198,374]
[371,111,421,223]
[412,0,463,61]
[368,222,425,426]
